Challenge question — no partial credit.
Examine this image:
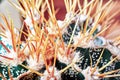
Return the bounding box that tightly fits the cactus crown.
[0,0,120,80]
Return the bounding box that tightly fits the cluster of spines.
[0,0,120,80]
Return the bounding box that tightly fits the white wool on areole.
[40,66,61,80]
[81,66,100,80]
[26,54,44,70]
[105,40,120,60]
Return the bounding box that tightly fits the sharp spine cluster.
[0,0,120,80]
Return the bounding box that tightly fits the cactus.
[0,0,120,80]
